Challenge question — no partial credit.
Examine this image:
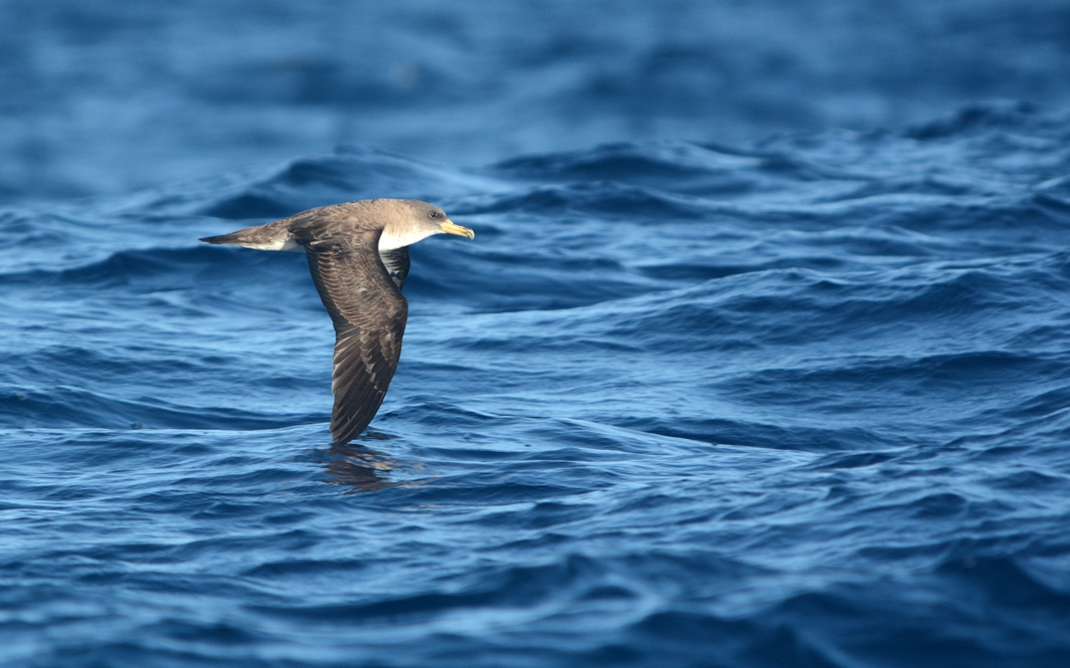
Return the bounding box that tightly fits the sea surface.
[4,3,1070,668]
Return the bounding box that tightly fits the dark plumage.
[201,199,474,444]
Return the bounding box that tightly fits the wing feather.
[379,247,411,289]
[298,226,408,444]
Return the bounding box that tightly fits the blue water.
[4,3,1070,667]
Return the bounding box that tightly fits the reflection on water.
[321,439,398,493]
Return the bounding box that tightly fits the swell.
[4,106,1070,668]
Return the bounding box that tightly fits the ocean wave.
[5,107,1070,666]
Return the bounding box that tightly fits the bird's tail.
[200,220,302,252]
[200,230,250,245]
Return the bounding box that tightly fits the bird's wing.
[298,228,408,444]
[379,247,411,290]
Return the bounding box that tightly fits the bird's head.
[378,199,474,251]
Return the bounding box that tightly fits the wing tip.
[330,390,388,445]
[330,421,368,445]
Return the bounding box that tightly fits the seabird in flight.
[201,199,474,444]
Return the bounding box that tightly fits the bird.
[200,199,474,444]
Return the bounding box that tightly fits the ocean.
[3,2,1070,666]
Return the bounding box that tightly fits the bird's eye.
[429,211,440,219]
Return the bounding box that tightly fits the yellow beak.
[440,219,475,239]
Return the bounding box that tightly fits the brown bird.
[201,199,475,444]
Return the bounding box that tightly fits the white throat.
[378,226,438,252]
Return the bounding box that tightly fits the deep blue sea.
[4,2,1070,667]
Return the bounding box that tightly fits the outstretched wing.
[299,229,408,444]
